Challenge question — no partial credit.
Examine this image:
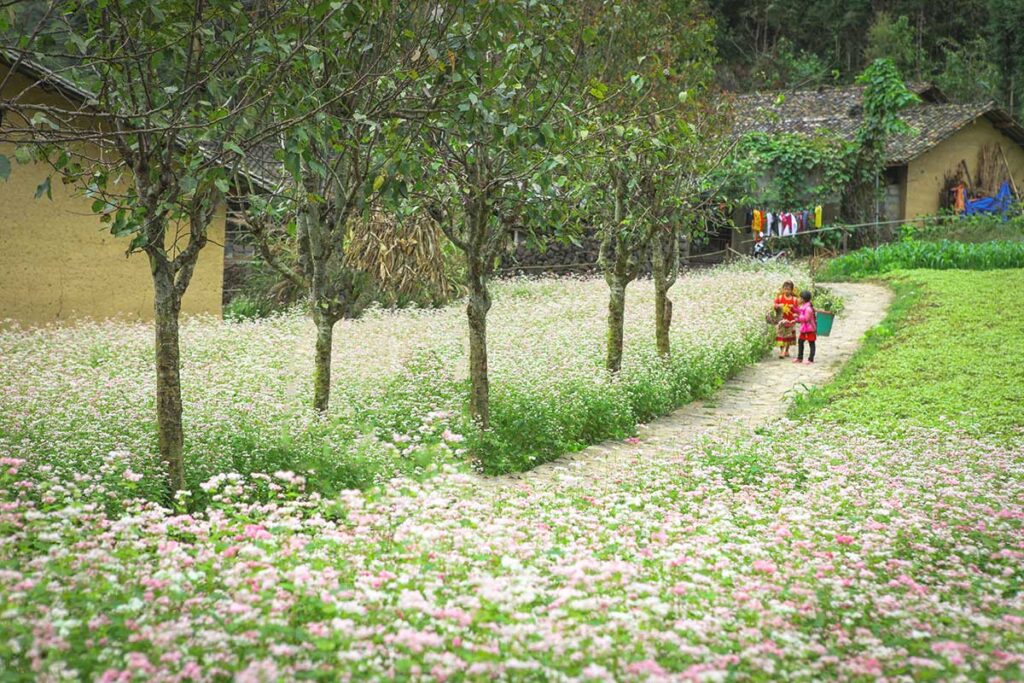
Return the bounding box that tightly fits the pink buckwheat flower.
[442,429,464,443]
[243,524,273,541]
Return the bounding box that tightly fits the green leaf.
[372,174,386,193]
[224,141,245,157]
[129,233,148,251]
[35,177,51,200]
[284,152,301,180]
[214,177,230,193]
[0,154,9,181]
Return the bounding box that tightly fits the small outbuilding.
[0,54,227,327]
[733,83,1024,222]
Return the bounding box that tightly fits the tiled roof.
[731,83,1024,166]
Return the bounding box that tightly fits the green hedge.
[821,239,1024,279]
[904,214,1024,243]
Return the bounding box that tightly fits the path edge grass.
[789,277,912,420]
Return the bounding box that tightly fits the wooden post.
[997,144,1020,198]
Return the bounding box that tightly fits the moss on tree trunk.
[654,278,672,356]
[312,309,335,413]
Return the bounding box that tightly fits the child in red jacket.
[773,280,799,359]
[793,290,817,365]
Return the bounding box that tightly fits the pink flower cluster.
[0,424,1020,680]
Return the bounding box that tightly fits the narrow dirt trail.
[484,282,893,492]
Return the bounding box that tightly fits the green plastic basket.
[816,311,835,337]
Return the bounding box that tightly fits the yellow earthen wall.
[905,117,1024,219]
[0,68,224,326]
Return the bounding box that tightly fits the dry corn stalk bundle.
[975,143,1007,198]
[346,210,462,306]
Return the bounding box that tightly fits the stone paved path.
[483,282,893,491]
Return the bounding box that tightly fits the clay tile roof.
[731,82,1024,166]
[887,102,995,164]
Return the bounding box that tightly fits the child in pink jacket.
[793,290,816,364]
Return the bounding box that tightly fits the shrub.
[223,293,276,321]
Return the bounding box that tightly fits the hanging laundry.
[765,211,775,237]
[814,205,822,228]
[745,209,754,230]
[752,209,763,233]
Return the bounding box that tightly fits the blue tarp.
[963,181,1014,218]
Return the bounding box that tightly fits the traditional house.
[0,54,228,326]
[732,83,1024,222]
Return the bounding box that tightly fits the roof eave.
[0,49,95,104]
[984,108,1024,149]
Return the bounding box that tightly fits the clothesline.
[755,213,950,239]
[749,207,822,237]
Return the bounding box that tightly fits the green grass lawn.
[793,268,1024,441]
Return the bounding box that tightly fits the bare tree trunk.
[151,262,186,496]
[606,278,627,373]
[312,308,335,413]
[650,229,677,357]
[466,266,492,428]
[653,276,672,356]
[297,197,342,414]
[600,173,639,374]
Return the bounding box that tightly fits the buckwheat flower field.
[0,264,800,504]
[1,423,1021,680]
